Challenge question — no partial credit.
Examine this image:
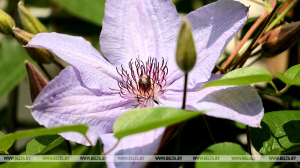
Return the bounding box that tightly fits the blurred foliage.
[51,0,105,26]
[0,39,33,99]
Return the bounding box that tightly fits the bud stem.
[173,73,189,159]
[65,140,72,155]
[246,125,252,156]
[181,73,188,110]
[203,115,216,144]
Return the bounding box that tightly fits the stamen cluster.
[116,57,173,107]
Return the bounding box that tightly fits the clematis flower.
[27,0,263,167]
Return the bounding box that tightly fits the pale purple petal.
[100,0,181,67]
[100,127,165,168]
[160,85,263,127]
[27,33,121,91]
[167,0,249,87]
[30,66,135,145]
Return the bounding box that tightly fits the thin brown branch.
[232,2,283,70]
[216,12,269,74]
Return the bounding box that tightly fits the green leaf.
[0,162,27,168]
[16,146,89,168]
[0,38,33,99]
[195,142,277,168]
[274,64,300,86]
[80,141,106,168]
[113,107,204,139]
[26,135,65,155]
[51,0,105,26]
[250,110,300,155]
[0,131,4,138]
[234,122,246,129]
[156,116,212,168]
[0,152,29,168]
[0,125,88,152]
[200,67,272,89]
[17,162,71,168]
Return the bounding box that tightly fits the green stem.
[266,0,300,32]
[270,81,279,94]
[102,140,119,155]
[254,88,278,96]
[203,115,216,143]
[279,85,290,94]
[254,84,290,96]
[248,0,271,8]
[232,2,282,70]
[215,64,227,74]
[65,140,72,155]
[174,73,188,157]
[84,135,94,147]
[181,73,188,109]
[218,12,269,74]
[246,125,252,156]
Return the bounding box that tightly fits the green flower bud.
[0,9,15,35]
[25,60,48,102]
[176,18,197,73]
[262,21,300,56]
[18,1,48,34]
[13,27,54,63]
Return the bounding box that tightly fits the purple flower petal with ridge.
[100,128,165,168]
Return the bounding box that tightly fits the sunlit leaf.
[0,151,27,168]
[0,162,27,168]
[26,135,65,155]
[250,110,300,154]
[113,107,203,139]
[0,125,88,152]
[274,64,300,86]
[0,131,4,138]
[200,67,272,89]
[195,142,278,168]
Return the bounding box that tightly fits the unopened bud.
[262,21,300,56]
[176,18,197,73]
[13,27,34,44]
[25,61,48,102]
[13,27,54,63]
[0,9,15,35]
[18,1,47,34]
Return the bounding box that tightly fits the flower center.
[139,74,151,92]
[115,57,174,107]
